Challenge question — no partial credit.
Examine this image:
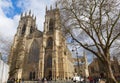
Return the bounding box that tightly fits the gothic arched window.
[47,37,53,48]
[21,24,26,35]
[28,40,40,63]
[30,26,33,34]
[49,19,54,31]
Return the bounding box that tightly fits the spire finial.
[32,14,34,18]
[50,5,52,10]
[46,5,47,11]
[25,12,27,16]
[35,16,36,21]
[29,10,31,16]
[55,2,57,8]
[21,13,23,18]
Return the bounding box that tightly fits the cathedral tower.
[16,10,37,37]
[8,11,41,79]
[39,5,74,80]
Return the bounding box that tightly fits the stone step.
[23,81,75,83]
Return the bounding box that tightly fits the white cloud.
[50,0,57,3]
[0,0,12,7]
[0,15,19,36]
[0,0,19,37]
[0,0,56,38]
[17,0,56,31]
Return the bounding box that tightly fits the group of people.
[7,77,48,83]
[88,76,100,83]
[6,76,110,83]
[7,78,24,83]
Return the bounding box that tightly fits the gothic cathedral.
[8,6,74,80]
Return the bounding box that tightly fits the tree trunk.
[104,60,118,83]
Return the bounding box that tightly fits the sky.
[0,0,120,64]
[0,0,56,37]
[0,0,93,63]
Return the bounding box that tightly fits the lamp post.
[72,46,81,82]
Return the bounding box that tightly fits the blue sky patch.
[5,0,22,18]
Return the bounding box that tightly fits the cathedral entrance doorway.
[44,68,52,80]
[45,69,52,80]
[29,71,35,80]
[44,50,52,80]
[44,37,53,80]
[48,70,52,80]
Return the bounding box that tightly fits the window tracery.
[28,40,39,63]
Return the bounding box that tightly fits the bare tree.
[0,32,12,62]
[111,41,120,59]
[58,0,120,82]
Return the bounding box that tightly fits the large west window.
[28,40,39,63]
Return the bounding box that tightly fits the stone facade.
[8,6,74,80]
[88,57,120,78]
[74,52,89,78]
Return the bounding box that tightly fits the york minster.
[8,6,75,80]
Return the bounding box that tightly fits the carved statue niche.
[46,37,53,48]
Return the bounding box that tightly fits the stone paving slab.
[24,81,75,83]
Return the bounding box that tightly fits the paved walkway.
[18,79,120,83]
[24,81,75,83]
[23,80,106,83]
[99,79,106,83]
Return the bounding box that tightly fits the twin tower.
[8,6,74,80]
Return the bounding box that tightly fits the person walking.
[21,78,24,83]
[7,78,12,83]
[44,78,47,83]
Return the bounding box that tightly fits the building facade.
[8,6,74,80]
[88,57,120,78]
[74,52,89,78]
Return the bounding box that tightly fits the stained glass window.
[28,40,39,63]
